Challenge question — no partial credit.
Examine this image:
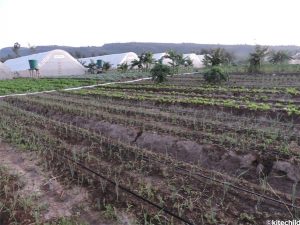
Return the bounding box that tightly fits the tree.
[202,48,234,66]
[102,62,111,72]
[130,58,143,70]
[131,52,154,71]
[28,43,36,54]
[204,66,228,83]
[118,63,129,73]
[141,52,154,71]
[248,45,269,73]
[150,63,171,83]
[183,57,193,67]
[164,50,184,75]
[12,42,21,57]
[268,50,292,64]
[86,60,98,74]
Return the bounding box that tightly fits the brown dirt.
[7,96,300,198]
[0,140,133,225]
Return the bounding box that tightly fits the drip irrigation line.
[138,153,300,210]
[59,153,195,225]
[10,106,300,211]
[3,94,300,211]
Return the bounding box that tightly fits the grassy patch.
[0,71,150,95]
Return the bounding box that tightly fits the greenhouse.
[0,62,12,79]
[5,49,86,77]
[79,52,138,68]
[152,53,172,65]
[183,53,204,68]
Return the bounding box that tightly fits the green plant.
[164,50,184,75]
[202,48,234,66]
[150,63,171,83]
[248,45,269,73]
[102,62,111,72]
[203,66,228,83]
[117,63,129,73]
[268,50,292,64]
[103,203,118,220]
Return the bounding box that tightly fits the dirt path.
[0,140,132,225]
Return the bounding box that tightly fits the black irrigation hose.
[59,153,195,225]
[2,104,299,212]
[139,154,300,210]
[177,167,300,210]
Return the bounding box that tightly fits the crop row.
[0,102,292,223]
[34,93,298,142]
[51,91,299,132]
[69,88,300,116]
[95,86,300,108]
[4,96,295,159]
[100,84,300,96]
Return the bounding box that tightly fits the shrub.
[204,66,228,83]
[150,63,171,83]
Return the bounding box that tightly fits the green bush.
[150,63,171,83]
[204,66,228,83]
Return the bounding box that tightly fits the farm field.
[0,73,300,224]
[0,71,150,96]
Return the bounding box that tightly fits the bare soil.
[0,140,134,225]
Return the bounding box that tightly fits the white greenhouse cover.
[183,53,204,68]
[0,62,12,79]
[79,52,138,68]
[5,49,86,77]
[197,55,205,63]
[289,53,300,64]
[152,53,172,65]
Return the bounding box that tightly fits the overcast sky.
[0,0,299,48]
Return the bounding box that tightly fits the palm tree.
[165,50,184,75]
[268,50,292,64]
[150,63,171,83]
[202,48,232,66]
[130,58,143,70]
[184,57,193,67]
[12,42,21,57]
[102,62,111,72]
[141,52,154,71]
[118,63,129,73]
[131,52,154,71]
[248,45,269,73]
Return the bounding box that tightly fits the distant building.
[5,49,86,77]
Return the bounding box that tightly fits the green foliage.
[131,58,143,70]
[117,63,129,73]
[86,61,98,74]
[131,52,154,71]
[150,63,171,83]
[202,48,234,66]
[164,50,184,74]
[141,52,154,71]
[183,57,193,67]
[268,50,292,64]
[204,66,228,83]
[248,45,269,73]
[0,71,150,96]
[102,62,111,72]
[12,42,21,57]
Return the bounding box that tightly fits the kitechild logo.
[266,220,300,225]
